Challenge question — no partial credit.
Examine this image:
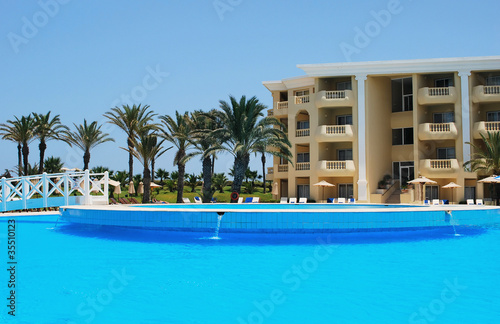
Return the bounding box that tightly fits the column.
[459,70,471,162]
[355,74,368,201]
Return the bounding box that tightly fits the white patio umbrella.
[478,175,499,183]
[150,182,162,188]
[128,181,136,195]
[137,182,144,194]
[442,182,462,204]
[408,176,437,202]
[272,182,279,198]
[313,180,335,202]
[100,179,121,187]
[113,185,122,198]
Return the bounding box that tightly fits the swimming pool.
[1,214,499,323]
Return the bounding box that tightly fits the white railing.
[326,161,347,170]
[429,123,452,132]
[296,128,310,137]
[295,95,310,104]
[428,87,450,96]
[278,164,288,172]
[484,85,500,95]
[325,90,346,99]
[485,121,500,131]
[0,170,109,212]
[325,125,346,134]
[296,162,310,171]
[429,160,452,169]
[276,101,289,109]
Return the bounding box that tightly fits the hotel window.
[338,149,352,161]
[295,90,309,97]
[433,112,455,123]
[392,128,414,145]
[435,78,454,87]
[297,152,310,163]
[338,183,354,199]
[337,115,353,125]
[425,185,439,200]
[297,120,310,129]
[336,81,352,90]
[392,77,413,112]
[487,111,500,122]
[464,187,476,200]
[486,76,500,86]
[297,185,310,199]
[437,147,455,159]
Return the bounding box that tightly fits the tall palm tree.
[210,95,292,196]
[159,111,192,203]
[103,104,157,183]
[0,115,36,176]
[44,156,64,174]
[123,132,170,203]
[33,112,69,174]
[0,121,23,176]
[464,132,500,204]
[65,120,114,170]
[156,168,169,185]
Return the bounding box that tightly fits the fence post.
[1,177,6,212]
[22,176,28,210]
[42,173,48,208]
[64,173,69,206]
[104,171,109,205]
[84,169,91,205]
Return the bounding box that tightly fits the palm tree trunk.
[151,157,155,183]
[128,137,134,182]
[231,154,250,197]
[176,162,186,203]
[39,139,47,174]
[201,156,213,203]
[22,142,29,176]
[83,149,91,170]
[261,153,266,194]
[143,166,151,203]
[17,143,22,176]
[211,154,215,176]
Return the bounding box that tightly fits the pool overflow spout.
[213,212,224,239]
[445,210,460,236]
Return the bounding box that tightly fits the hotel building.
[263,56,500,203]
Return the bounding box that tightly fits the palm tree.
[185,173,199,192]
[159,111,192,203]
[103,104,157,183]
[464,132,500,204]
[44,156,64,174]
[0,115,36,176]
[65,120,114,170]
[212,173,228,193]
[91,166,114,177]
[156,168,169,185]
[112,170,129,187]
[210,95,292,196]
[0,121,23,176]
[122,133,170,203]
[33,112,69,174]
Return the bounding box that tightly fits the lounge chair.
[327,198,335,203]
[424,200,430,205]
[252,197,260,203]
[152,197,168,204]
[119,198,130,204]
[467,199,474,205]
[129,197,140,204]
[337,198,346,204]
[348,198,356,203]
[289,197,297,203]
[237,197,243,203]
[280,197,288,204]
[182,197,191,203]
[298,197,307,203]
[432,199,440,205]
[211,197,217,203]
[244,197,253,203]
[110,198,119,204]
[476,199,483,205]
[194,196,202,204]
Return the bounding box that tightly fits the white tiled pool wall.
[61,208,500,233]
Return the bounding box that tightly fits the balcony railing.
[326,161,347,170]
[277,101,288,109]
[473,121,500,139]
[325,125,346,134]
[277,164,288,172]
[430,160,452,169]
[418,87,457,105]
[296,128,310,137]
[429,123,451,132]
[315,125,354,142]
[472,85,500,103]
[317,160,356,176]
[296,162,310,171]
[295,95,310,104]
[315,90,354,108]
[418,123,458,141]
[419,159,459,177]
[428,87,450,96]
[325,90,346,99]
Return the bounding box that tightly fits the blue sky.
[1,0,499,177]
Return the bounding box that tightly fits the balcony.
[273,101,288,116]
[277,164,288,173]
[295,162,310,171]
[417,87,458,105]
[315,125,354,142]
[317,160,356,177]
[472,85,500,103]
[419,159,460,178]
[296,128,310,137]
[315,90,354,108]
[473,121,500,139]
[418,123,458,141]
[267,109,273,117]
[266,167,274,181]
[295,95,310,105]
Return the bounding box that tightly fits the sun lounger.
[424,200,430,205]
[252,197,260,203]
[476,199,483,205]
[298,197,307,203]
[129,197,140,204]
[119,198,130,204]
[152,197,168,204]
[327,198,335,203]
[182,197,191,203]
[244,197,253,203]
[348,198,356,203]
[337,198,346,204]
[432,199,440,205]
[211,197,217,203]
[194,196,202,204]
[110,198,119,204]
[280,197,288,204]
[467,199,474,205]
[237,197,243,203]
[289,197,297,203]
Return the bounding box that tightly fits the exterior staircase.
[386,189,402,204]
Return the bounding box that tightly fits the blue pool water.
[1,215,499,323]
